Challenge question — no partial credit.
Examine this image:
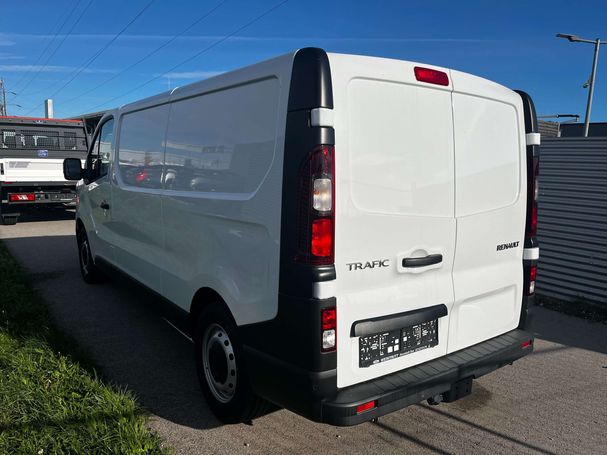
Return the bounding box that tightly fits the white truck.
[63,48,539,426]
[0,116,88,224]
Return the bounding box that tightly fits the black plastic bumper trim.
[321,329,533,426]
[351,304,448,337]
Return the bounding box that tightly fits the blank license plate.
[359,319,439,368]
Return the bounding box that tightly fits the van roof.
[112,48,515,116]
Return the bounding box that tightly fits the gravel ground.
[1,207,606,455]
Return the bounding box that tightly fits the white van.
[64,48,540,426]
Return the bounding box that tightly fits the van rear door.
[329,55,457,388]
[448,70,527,352]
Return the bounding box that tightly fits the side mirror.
[63,158,83,181]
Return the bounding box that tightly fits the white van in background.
[64,48,540,426]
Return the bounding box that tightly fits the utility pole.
[557,33,606,137]
[584,40,601,137]
[0,79,6,116]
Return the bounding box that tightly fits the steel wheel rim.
[202,323,237,403]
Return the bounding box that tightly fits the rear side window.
[163,78,279,194]
[118,104,170,190]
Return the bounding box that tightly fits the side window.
[118,104,169,189]
[164,78,279,194]
[87,119,114,182]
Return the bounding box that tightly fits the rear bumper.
[245,328,533,426]
[1,182,76,205]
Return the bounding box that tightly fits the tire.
[194,303,267,423]
[76,228,105,284]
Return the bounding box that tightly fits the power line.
[82,0,289,114]
[17,0,94,99]
[59,0,228,108]
[11,0,81,91]
[41,0,156,106]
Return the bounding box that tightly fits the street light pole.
[584,39,601,137]
[556,33,606,137]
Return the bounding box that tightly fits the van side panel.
[160,77,285,325]
[448,70,527,352]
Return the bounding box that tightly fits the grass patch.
[536,294,607,324]
[0,241,170,454]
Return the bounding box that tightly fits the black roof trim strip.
[288,47,333,111]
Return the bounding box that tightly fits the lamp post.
[557,33,606,137]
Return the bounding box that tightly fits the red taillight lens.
[296,145,335,265]
[321,307,336,352]
[312,218,333,257]
[526,156,539,238]
[356,400,377,414]
[321,307,336,330]
[414,67,449,86]
[9,193,35,202]
[521,340,533,349]
[524,265,537,296]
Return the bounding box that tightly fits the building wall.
[537,137,607,305]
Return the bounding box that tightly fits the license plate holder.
[359,319,438,368]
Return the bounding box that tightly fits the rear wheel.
[194,303,267,423]
[76,228,104,284]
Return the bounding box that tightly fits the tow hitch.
[428,377,474,405]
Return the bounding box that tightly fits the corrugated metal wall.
[537,137,607,305]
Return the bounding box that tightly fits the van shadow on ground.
[3,232,224,430]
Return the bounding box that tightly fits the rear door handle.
[100,201,110,210]
[402,254,443,268]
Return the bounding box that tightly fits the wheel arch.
[189,287,234,335]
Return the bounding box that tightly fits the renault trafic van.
[64,48,539,426]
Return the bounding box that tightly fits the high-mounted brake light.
[296,145,335,265]
[321,307,336,352]
[414,67,449,86]
[9,193,35,202]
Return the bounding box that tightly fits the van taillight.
[296,145,335,265]
[321,307,336,352]
[524,265,537,296]
[526,156,539,239]
[414,67,449,86]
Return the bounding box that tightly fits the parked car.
[63,48,540,426]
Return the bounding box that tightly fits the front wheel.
[194,303,267,423]
[77,228,104,284]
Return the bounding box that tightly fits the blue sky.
[1,0,606,121]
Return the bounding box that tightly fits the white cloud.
[0,37,16,46]
[0,52,24,60]
[0,33,490,45]
[0,64,115,74]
